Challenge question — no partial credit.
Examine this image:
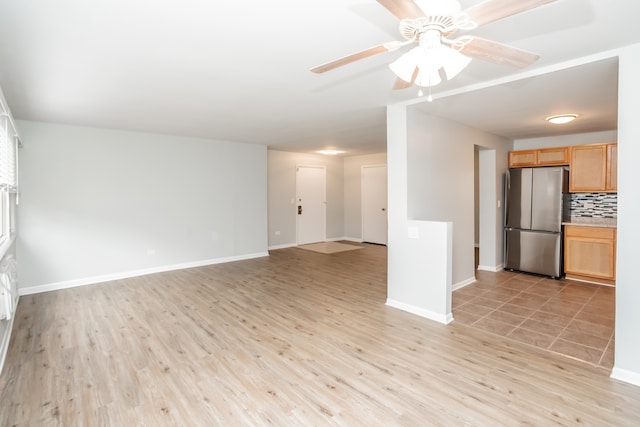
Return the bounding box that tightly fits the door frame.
[295,164,326,245]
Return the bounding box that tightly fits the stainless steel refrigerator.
[504,167,569,278]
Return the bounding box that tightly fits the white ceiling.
[0,1,637,156]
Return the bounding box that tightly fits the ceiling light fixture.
[546,114,578,125]
[389,25,473,89]
[317,150,344,156]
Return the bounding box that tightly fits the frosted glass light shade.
[389,47,421,83]
[414,68,442,87]
[439,46,472,80]
[389,44,471,88]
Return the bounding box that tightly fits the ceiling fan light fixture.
[389,47,421,82]
[546,114,578,124]
[414,67,442,87]
[390,42,471,88]
[439,46,472,80]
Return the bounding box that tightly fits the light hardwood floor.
[1,243,639,426]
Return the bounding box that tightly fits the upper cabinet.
[606,143,617,191]
[570,142,617,192]
[508,147,569,168]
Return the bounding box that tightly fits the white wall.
[343,152,387,241]
[267,150,344,248]
[514,130,617,150]
[16,121,268,293]
[612,43,640,386]
[386,104,510,322]
[406,110,511,286]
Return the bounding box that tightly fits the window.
[0,104,19,254]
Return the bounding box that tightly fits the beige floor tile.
[507,327,555,349]
[519,318,567,337]
[497,303,536,318]
[471,297,505,310]
[456,303,494,317]
[566,319,614,340]
[558,329,610,351]
[549,339,604,365]
[473,317,517,336]
[528,310,573,328]
[454,270,615,369]
[485,310,526,327]
[539,299,584,317]
[452,310,483,325]
[574,311,615,327]
[508,292,551,309]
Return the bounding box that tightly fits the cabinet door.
[538,147,569,165]
[570,144,607,192]
[606,143,617,191]
[509,150,537,167]
[564,226,616,281]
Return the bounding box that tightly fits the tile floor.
[453,270,615,369]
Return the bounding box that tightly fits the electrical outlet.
[275,231,281,236]
[147,249,156,256]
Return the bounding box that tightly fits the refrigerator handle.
[504,170,510,226]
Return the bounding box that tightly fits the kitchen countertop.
[562,217,617,228]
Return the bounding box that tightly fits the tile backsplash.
[570,193,617,218]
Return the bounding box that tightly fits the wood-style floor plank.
[1,243,639,426]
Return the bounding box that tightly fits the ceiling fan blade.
[462,0,558,27]
[310,45,390,74]
[392,77,414,90]
[377,0,426,20]
[457,36,539,68]
[310,41,411,74]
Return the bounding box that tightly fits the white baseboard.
[341,237,363,243]
[452,276,477,291]
[268,243,297,250]
[327,236,364,243]
[19,252,270,296]
[0,305,18,375]
[477,264,504,272]
[611,367,640,387]
[386,299,453,324]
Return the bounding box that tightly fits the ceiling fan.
[311,0,558,92]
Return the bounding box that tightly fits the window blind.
[0,114,17,192]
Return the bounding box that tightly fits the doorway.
[296,166,326,245]
[361,164,387,245]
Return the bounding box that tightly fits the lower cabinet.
[564,225,616,285]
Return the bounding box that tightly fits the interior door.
[296,166,326,245]
[362,165,387,245]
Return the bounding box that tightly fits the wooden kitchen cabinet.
[508,150,537,167]
[564,225,616,285]
[606,143,617,191]
[508,147,568,167]
[569,142,617,192]
[537,147,569,165]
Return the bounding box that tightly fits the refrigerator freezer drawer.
[505,229,563,278]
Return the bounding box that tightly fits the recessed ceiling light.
[546,114,578,125]
[317,150,344,156]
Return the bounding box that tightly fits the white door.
[362,165,387,245]
[296,166,326,245]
